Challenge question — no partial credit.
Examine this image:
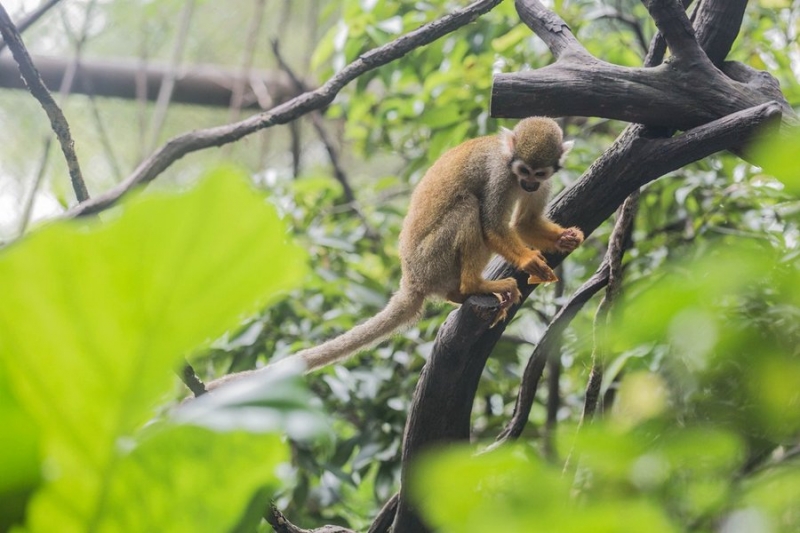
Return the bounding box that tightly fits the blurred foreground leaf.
[0,168,307,531]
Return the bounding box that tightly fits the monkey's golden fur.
[206,117,583,388]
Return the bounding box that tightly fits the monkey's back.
[399,137,497,298]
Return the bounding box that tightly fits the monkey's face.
[511,160,555,193]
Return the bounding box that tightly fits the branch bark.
[492,0,796,135]
[0,55,299,108]
[0,2,88,202]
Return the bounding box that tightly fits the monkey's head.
[499,117,573,193]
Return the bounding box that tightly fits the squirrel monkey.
[206,117,582,389]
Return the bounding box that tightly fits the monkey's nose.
[520,180,540,192]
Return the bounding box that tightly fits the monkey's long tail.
[292,288,425,372]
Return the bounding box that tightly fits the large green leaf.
[89,425,285,533]
[0,169,306,531]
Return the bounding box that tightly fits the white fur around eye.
[511,160,531,177]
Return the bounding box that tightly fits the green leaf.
[174,363,331,441]
[0,168,306,531]
[0,379,40,532]
[750,127,800,196]
[91,425,285,533]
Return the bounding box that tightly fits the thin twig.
[180,360,207,397]
[265,502,356,533]
[145,0,196,154]
[18,0,98,234]
[580,191,639,420]
[563,190,639,477]
[270,39,379,240]
[67,0,505,217]
[493,263,610,445]
[227,0,265,125]
[0,1,88,202]
[87,95,124,183]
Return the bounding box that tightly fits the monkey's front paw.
[555,227,584,253]
[522,252,558,284]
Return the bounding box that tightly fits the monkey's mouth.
[520,180,540,193]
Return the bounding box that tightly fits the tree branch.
[492,0,795,138]
[67,0,505,217]
[0,1,88,202]
[693,0,748,66]
[640,0,705,63]
[265,502,357,533]
[493,262,610,444]
[581,191,639,421]
[270,39,379,241]
[513,0,588,60]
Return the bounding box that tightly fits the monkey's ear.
[559,140,574,166]
[499,127,515,158]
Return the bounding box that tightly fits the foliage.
[0,0,799,531]
[0,169,317,531]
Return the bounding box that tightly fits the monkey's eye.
[534,170,548,178]
[517,165,531,177]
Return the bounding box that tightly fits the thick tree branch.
[0,2,88,203]
[693,0,748,66]
[492,0,796,138]
[0,55,298,108]
[513,0,587,60]
[67,0,504,217]
[641,0,705,63]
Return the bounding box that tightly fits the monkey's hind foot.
[490,286,521,328]
[555,226,584,253]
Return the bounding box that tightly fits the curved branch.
[0,2,88,202]
[67,0,504,217]
[495,262,610,443]
[513,0,587,59]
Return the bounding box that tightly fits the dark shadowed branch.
[492,0,795,136]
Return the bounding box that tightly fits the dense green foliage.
[0,0,798,531]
